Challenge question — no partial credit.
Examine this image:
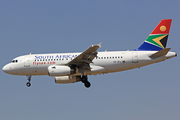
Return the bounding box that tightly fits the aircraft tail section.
[136,19,172,51]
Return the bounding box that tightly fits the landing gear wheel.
[84,81,91,88]
[26,82,31,87]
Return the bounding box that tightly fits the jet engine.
[55,76,81,84]
[48,65,75,76]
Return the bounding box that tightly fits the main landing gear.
[81,75,91,88]
[26,75,31,87]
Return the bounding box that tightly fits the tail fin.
[136,19,172,51]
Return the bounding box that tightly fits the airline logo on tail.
[136,19,172,51]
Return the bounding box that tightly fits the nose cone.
[3,64,9,73]
[2,64,14,74]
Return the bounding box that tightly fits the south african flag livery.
[136,19,172,51]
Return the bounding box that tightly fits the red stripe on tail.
[151,19,172,35]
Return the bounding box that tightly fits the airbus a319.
[2,19,177,88]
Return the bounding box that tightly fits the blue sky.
[0,0,180,120]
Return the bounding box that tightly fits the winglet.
[92,42,102,48]
[149,48,171,57]
[98,42,102,48]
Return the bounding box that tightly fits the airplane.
[2,19,177,88]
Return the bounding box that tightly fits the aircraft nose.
[2,65,9,73]
[2,64,13,74]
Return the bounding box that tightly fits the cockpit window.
[11,60,18,63]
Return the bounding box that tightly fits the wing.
[67,42,102,68]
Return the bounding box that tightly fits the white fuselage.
[2,50,177,76]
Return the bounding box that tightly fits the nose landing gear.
[26,75,31,87]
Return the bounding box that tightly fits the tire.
[84,81,91,88]
[26,82,31,87]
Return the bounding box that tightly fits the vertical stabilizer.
[136,19,172,51]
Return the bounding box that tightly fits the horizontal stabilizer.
[149,48,171,57]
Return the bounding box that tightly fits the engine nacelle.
[48,65,75,76]
[55,76,81,84]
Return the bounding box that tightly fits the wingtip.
[91,42,102,48]
[98,42,102,48]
